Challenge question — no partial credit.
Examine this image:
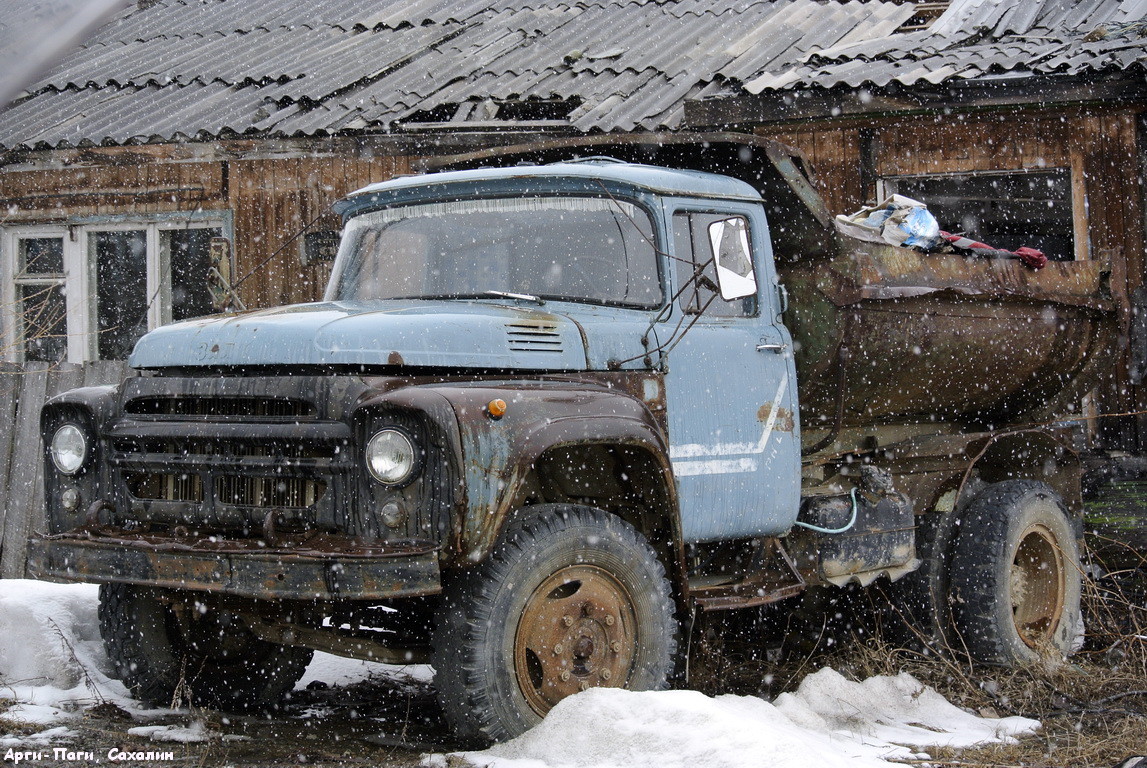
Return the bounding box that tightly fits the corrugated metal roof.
[742,0,1147,94]
[1,0,1143,150]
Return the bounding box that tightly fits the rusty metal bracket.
[244,616,430,665]
[691,538,806,611]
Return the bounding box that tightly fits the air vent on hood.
[506,321,564,353]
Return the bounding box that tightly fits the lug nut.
[604,615,615,626]
[610,641,621,653]
[600,669,611,681]
[553,643,563,655]
[560,670,571,682]
[562,616,574,627]
[579,681,588,691]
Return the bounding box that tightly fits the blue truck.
[29,139,1111,743]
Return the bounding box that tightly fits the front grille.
[126,471,325,509]
[126,471,205,503]
[106,376,451,544]
[125,396,316,419]
[114,438,337,460]
[216,475,326,509]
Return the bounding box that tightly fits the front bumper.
[28,528,441,602]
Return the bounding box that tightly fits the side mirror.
[708,217,757,300]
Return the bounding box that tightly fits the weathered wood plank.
[0,365,23,559]
[0,363,50,577]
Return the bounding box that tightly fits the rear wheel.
[433,505,677,744]
[98,583,312,710]
[948,480,1082,664]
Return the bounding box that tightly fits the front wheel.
[98,583,312,710]
[433,505,677,744]
[948,480,1082,665]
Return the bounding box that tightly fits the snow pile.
[0,580,132,723]
[127,721,209,743]
[449,670,1038,768]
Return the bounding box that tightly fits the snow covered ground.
[0,579,1039,767]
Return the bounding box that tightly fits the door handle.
[756,342,788,354]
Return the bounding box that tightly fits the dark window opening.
[886,169,1074,261]
[19,283,66,362]
[91,230,148,360]
[165,228,220,322]
[15,236,66,362]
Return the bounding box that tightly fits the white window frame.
[2,211,232,364]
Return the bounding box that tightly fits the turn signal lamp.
[487,399,507,420]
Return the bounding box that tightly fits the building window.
[2,215,229,363]
[13,235,68,362]
[882,169,1075,261]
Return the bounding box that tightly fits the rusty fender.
[366,380,676,565]
[957,428,1083,516]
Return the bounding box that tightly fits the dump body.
[782,237,1117,433]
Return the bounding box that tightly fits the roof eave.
[684,69,1147,129]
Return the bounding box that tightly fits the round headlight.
[365,429,417,485]
[50,423,88,475]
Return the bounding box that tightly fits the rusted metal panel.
[784,237,1117,434]
[27,529,441,601]
[433,378,674,563]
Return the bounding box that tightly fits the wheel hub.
[514,564,636,715]
[1010,523,1066,648]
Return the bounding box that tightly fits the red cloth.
[940,231,1047,270]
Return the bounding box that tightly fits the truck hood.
[130,300,649,370]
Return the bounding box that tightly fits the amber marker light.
[487,398,508,420]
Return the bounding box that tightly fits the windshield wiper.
[484,290,545,306]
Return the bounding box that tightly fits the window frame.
[671,208,760,319]
[1,211,232,363]
[877,167,1082,261]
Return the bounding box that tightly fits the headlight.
[50,423,88,475]
[365,428,417,485]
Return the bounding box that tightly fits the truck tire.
[433,504,677,744]
[948,480,1082,665]
[98,583,312,710]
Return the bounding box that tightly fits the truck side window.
[672,212,757,317]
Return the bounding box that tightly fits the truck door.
[663,207,801,542]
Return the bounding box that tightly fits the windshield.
[326,196,662,308]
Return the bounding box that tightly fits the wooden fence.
[0,360,130,578]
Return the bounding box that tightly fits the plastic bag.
[836,194,942,250]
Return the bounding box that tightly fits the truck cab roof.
[339,160,764,210]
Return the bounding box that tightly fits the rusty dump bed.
[781,237,1117,431]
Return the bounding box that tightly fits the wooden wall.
[0,147,417,311]
[228,154,414,308]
